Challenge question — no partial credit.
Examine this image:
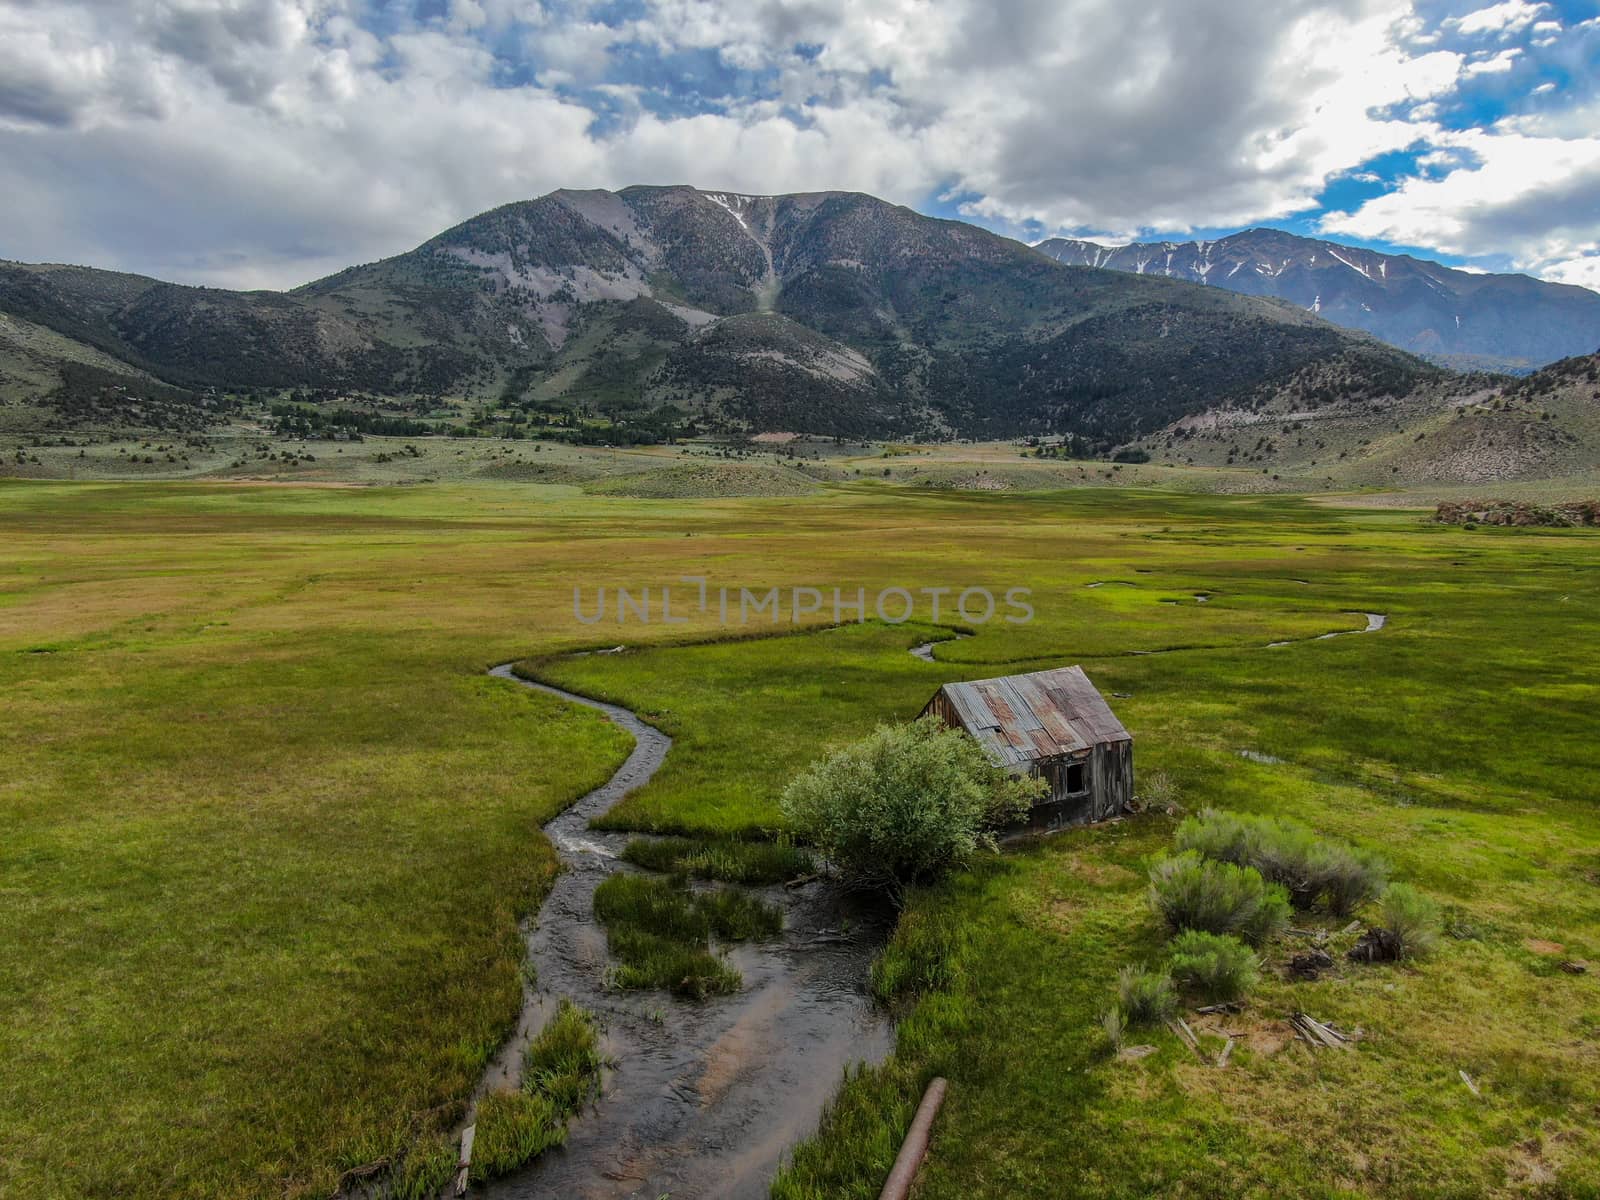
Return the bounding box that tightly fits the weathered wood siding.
[923,691,961,730]
[1024,740,1132,830]
[922,686,1133,830]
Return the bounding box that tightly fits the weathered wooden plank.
[454,1124,476,1197]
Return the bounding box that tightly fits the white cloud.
[1463,47,1522,74]
[627,0,1467,237]
[0,0,1592,296]
[1322,123,1600,287]
[1448,0,1548,38]
[1539,256,1600,291]
[0,0,949,287]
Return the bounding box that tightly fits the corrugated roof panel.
[930,665,1130,769]
[1013,675,1089,753]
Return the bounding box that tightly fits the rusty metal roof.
[925,666,1131,768]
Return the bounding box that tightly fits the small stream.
[915,610,1390,666]
[474,665,892,1200]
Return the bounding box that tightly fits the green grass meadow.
[2,477,1598,1197]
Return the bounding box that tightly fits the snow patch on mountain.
[1327,248,1372,280]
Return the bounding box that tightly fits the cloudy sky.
[2,0,1597,291]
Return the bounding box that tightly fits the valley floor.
[1,478,1597,1197]
[5,409,1600,504]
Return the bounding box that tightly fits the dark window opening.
[1066,761,1087,794]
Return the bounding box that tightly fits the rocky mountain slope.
[1123,350,1600,490]
[2,187,1448,443]
[1035,229,1600,374]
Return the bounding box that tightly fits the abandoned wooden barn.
[921,666,1133,828]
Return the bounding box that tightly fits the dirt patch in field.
[1525,938,1566,955]
[1059,854,1139,888]
[1191,1014,1293,1058]
[1506,1130,1581,1188]
[1043,897,1088,931]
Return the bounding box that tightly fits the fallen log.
[1348,927,1403,963]
[878,1077,948,1200]
[1289,949,1334,981]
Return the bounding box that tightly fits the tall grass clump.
[694,886,785,940]
[871,902,964,1004]
[593,874,707,942]
[1099,1005,1128,1052]
[1135,768,1180,811]
[620,836,816,885]
[469,1091,566,1182]
[1115,965,1177,1025]
[389,1133,457,1200]
[1147,851,1290,945]
[1175,808,1388,914]
[606,930,742,999]
[1377,883,1440,960]
[593,874,780,998]
[522,1000,603,1114]
[469,999,605,1183]
[1167,930,1259,1002]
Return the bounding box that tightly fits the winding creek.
[472,606,1389,1196]
[475,665,892,1200]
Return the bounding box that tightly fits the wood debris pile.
[1289,1012,1357,1050]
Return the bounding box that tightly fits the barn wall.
[922,694,959,728]
[1091,740,1133,821]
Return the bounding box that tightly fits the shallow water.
[1268,611,1387,647]
[475,665,892,1200]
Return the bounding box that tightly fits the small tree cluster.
[781,715,1045,902]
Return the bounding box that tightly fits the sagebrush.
[1378,883,1440,960]
[1175,808,1388,914]
[1167,930,1259,1002]
[1147,851,1290,945]
[1116,965,1177,1025]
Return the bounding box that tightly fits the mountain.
[1118,347,1600,491]
[2,187,1449,443]
[1034,229,1600,374]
